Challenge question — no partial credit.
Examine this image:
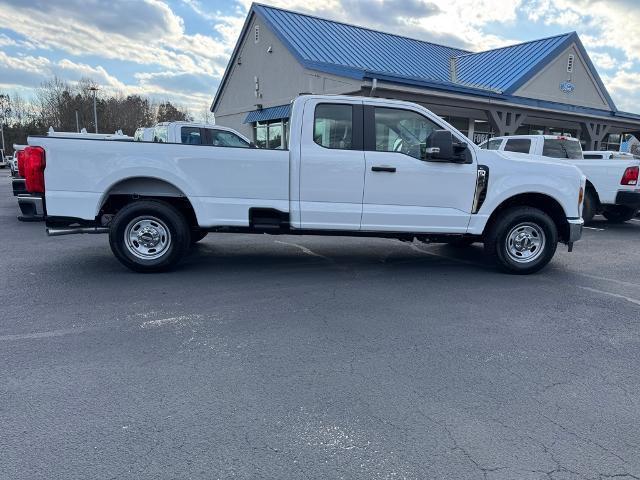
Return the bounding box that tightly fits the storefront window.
[440,115,469,137]
[255,122,267,149]
[601,133,621,151]
[473,120,493,144]
[254,119,288,149]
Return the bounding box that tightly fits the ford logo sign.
[560,81,575,93]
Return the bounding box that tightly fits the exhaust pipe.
[47,227,109,236]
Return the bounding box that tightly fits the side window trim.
[313,102,363,151]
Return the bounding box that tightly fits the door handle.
[371,166,396,173]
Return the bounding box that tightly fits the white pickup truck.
[23,95,585,274]
[481,135,640,223]
[148,121,252,147]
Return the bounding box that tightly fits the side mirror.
[424,130,470,163]
[425,130,453,161]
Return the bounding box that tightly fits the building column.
[484,108,527,136]
[580,121,611,150]
[466,118,475,142]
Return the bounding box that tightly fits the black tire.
[602,206,637,223]
[581,189,596,224]
[108,200,191,272]
[484,206,558,275]
[190,229,208,244]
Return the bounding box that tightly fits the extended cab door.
[361,105,476,233]
[298,99,365,230]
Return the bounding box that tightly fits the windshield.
[542,139,582,159]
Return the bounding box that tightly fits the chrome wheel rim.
[505,222,546,264]
[124,216,171,260]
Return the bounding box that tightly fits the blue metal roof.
[212,3,621,117]
[254,3,467,83]
[243,103,291,123]
[454,33,572,93]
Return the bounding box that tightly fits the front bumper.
[12,178,26,196]
[567,217,583,244]
[17,194,44,222]
[615,190,640,209]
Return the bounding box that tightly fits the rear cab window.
[542,138,582,159]
[504,138,531,154]
[314,104,354,150]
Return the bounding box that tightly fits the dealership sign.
[560,81,576,93]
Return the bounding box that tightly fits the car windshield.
[542,139,582,159]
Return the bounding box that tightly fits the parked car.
[151,121,252,147]
[25,95,584,274]
[8,153,19,176]
[481,135,640,224]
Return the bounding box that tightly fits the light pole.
[88,86,99,133]
[0,94,10,153]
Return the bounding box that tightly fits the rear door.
[298,98,365,230]
[361,105,476,232]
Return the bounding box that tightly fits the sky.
[0,0,639,118]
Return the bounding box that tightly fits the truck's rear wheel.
[581,189,596,224]
[109,200,190,272]
[602,206,636,223]
[484,206,558,274]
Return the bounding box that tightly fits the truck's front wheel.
[484,207,558,274]
[109,200,191,272]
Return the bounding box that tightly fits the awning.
[243,104,292,124]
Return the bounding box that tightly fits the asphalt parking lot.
[1,173,640,480]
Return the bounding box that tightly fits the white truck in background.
[482,135,640,223]
[24,95,585,274]
[143,121,252,147]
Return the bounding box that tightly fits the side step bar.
[47,227,109,236]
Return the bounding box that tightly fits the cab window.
[542,139,582,159]
[504,138,531,154]
[206,129,250,148]
[486,139,502,150]
[314,104,353,150]
[373,107,439,159]
[153,125,168,143]
[181,127,202,145]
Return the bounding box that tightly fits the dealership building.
[211,4,640,151]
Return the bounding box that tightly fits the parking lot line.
[0,327,97,341]
[577,286,640,307]
[584,226,606,231]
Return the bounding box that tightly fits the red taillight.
[621,166,639,186]
[23,146,46,194]
[17,150,25,177]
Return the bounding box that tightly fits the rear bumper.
[12,178,26,196]
[17,194,44,222]
[615,190,640,209]
[567,217,583,243]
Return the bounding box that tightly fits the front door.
[361,106,477,233]
[298,99,365,230]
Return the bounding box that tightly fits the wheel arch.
[483,192,570,242]
[97,176,199,228]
